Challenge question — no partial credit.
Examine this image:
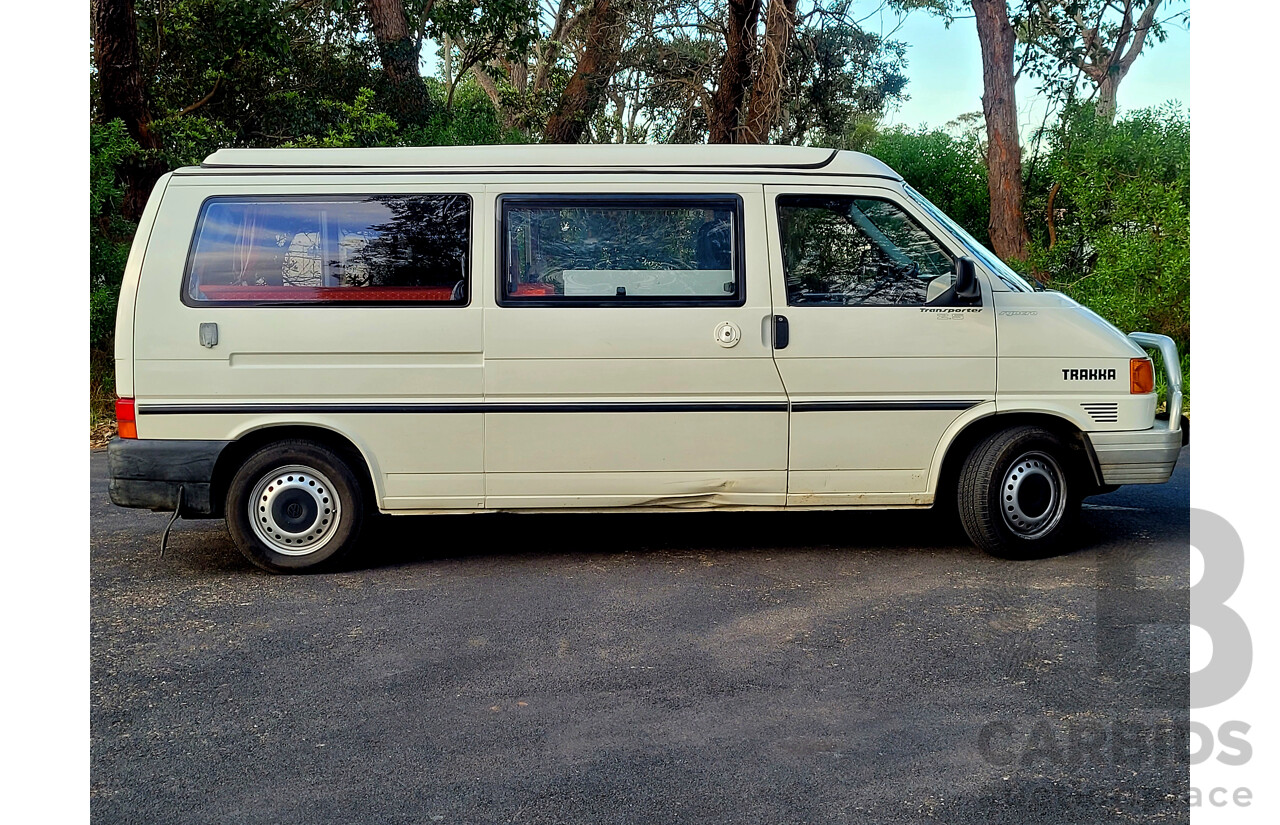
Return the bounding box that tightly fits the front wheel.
[957,426,1080,559]
[226,440,365,573]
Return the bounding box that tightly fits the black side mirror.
[953,257,981,301]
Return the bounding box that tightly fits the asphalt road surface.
[91,448,1190,824]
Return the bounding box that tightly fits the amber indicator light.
[1130,358,1154,394]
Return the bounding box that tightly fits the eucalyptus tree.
[908,0,1037,261]
[1024,0,1187,121]
[970,0,1029,260]
[594,0,909,145]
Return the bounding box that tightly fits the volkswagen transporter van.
[107,145,1185,572]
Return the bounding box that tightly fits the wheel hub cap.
[249,465,340,556]
[1000,451,1065,538]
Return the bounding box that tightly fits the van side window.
[183,195,471,305]
[500,196,742,305]
[776,195,954,306]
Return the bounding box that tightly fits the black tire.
[957,426,1081,559]
[225,439,365,573]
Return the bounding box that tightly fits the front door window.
[776,195,957,307]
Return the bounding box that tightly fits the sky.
[876,7,1191,133]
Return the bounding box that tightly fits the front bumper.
[1088,427,1184,485]
[1088,331,1187,485]
[107,438,230,517]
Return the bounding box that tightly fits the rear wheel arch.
[210,425,379,519]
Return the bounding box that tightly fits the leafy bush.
[406,78,528,147]
[148,113,238,168]
[90,120,141,352]
[1027,104,1190,354]
[284,88,402,148]
[865,125,990,246]
[283,82,523,150]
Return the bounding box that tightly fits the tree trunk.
[363,0,429,123]
[972,0,1028,262]
[1096,0,1160,122]
[1073,1,1163,123]
[742,0,798,144]
[707,0,762,144]
[543,0,627,144]
[442,34,453,88]
[1095,71,1121,122]
[471,65,522,132]
[532,0,578,96]
[92,0,164,220]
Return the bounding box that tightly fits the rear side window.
[777,195,953,306]
[184,195,471,305]
[500,195,743,305]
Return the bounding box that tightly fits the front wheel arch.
[933,412,1103,513]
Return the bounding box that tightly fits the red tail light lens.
[116,398,137,439]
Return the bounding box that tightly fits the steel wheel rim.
[248,464,340,556]
[999,450,1066,539]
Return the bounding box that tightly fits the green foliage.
[1015,1,1189,108]
[408,79,529,146]
[285,89,402,148]
[132,0,380,147]
[90,120,141,352]
[90,349,116,428]
[620,3,910,145]
[1026,104,1190,354]
[864,125,990,247]
[428,0,538,79]
[784,21,909,145]
[148,114,238,168]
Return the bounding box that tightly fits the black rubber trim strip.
[138,400,978,415]
[138,402,790,415]
[197,150,841,172]
[792,400,981,412]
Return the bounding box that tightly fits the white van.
[107,145,1185,572]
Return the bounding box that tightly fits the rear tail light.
[116,397,137,439]
[1130,358,1154,395]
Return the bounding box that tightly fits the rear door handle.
[773,315,789,350]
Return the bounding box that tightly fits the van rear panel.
[114,173,171,400]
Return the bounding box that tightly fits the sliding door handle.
[773,315,789,350]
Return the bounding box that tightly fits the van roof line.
[201,144,837,170]
[194,145,900,179]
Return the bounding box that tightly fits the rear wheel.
[957,426,1080,558]
[226,440,365,572]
